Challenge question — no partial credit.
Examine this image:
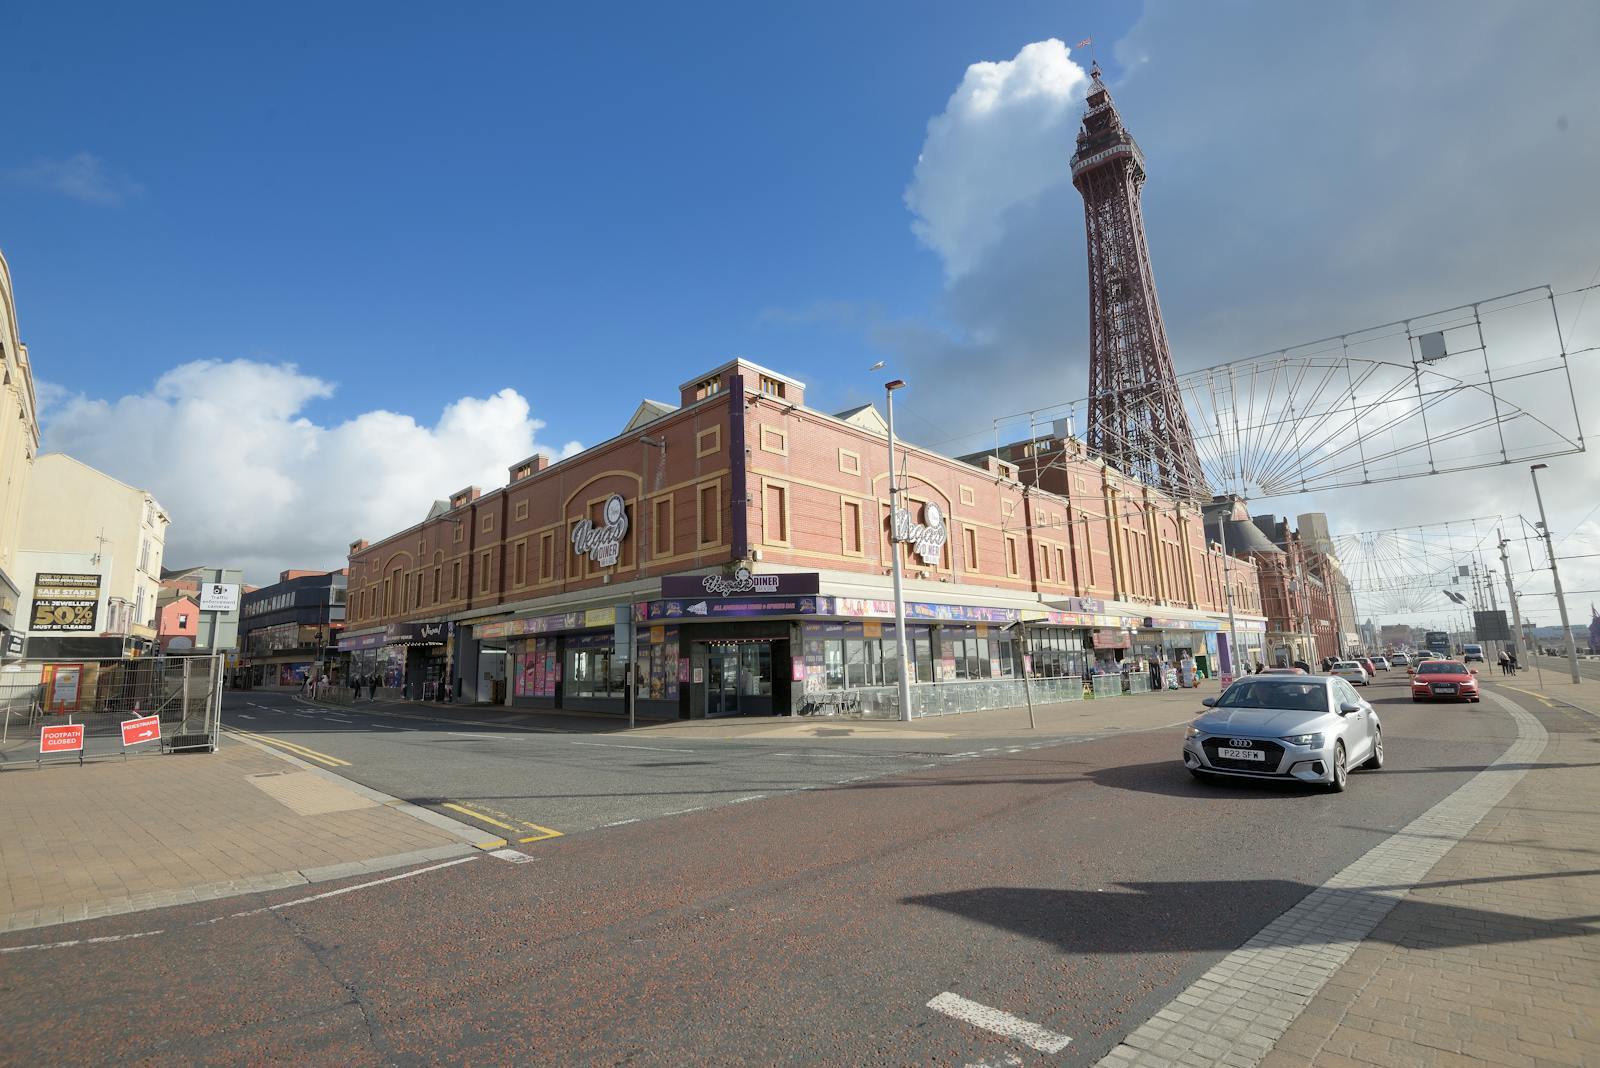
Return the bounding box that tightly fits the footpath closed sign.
[40,723,85,754]
[121,715,161,747]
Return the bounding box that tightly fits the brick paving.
[1256,691,1600,1068]
[1098,683,1599,1068]
[0,740,473,934]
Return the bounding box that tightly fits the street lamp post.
[1529,463,1581,684]
[884,380,915,723]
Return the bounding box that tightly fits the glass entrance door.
[705,643,775,716]
[706,648,740,716]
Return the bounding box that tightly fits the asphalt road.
[217,691,1161,839]
[2,673,1534,1066]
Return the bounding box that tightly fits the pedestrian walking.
[368,674,379,700]
[350,674,361,702]
[1508,651,1519,675]
[1498,650,1509,675]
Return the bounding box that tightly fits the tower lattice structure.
[1071,64,1209,502]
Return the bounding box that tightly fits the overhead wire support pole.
[1528,463,1580,685]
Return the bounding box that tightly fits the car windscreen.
[1215,680,1330,712]
[1421,663,1469,676]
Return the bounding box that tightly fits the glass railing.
[808,675,1104,719]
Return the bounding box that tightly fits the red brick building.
[342,359,1266,716]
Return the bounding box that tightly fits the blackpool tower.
[1071,64,1209,502]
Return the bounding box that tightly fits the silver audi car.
[1181,674,1383,792]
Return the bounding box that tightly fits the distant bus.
[1425,631,1451,657]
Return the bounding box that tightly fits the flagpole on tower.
[1077,36,1095,70]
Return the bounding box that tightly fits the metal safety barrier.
[0,654,223,768]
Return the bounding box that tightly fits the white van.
[1462,643,1485,663]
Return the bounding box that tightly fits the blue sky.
[6,2,1600,628]
[4,1,1131,426]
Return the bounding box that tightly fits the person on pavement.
[1498,650,1509,675]
[368,674,379,700]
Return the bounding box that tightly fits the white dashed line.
[570,741,696,753]
[927,992,1072,1053]
[728,794,767,804]
[605,818,641,827]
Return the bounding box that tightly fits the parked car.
[1331,660,1370,686]
[1411,660,1480,703]
[1371,655,1391,672]
[1183,674,1383,792]
[1462,643,1485,663]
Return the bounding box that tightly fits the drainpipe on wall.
[729,375,748,561]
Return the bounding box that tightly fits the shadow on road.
[905,876,1600,954]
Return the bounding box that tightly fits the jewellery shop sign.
[892,501,947,564]
[572,494,629,567]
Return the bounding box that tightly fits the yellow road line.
[517,823,563,845]
[442,802,519,832]
[1500,685,1555,707]
[226,727,352,767]
[442,800,564,845]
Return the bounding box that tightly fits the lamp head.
[1531,463,1548,472]
[885,379,906,392]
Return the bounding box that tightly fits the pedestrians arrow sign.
[121,715,161,747]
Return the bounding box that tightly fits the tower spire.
[1071,66,1209,502]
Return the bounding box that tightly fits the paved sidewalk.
[1492,656,1600,718]
[304,682,1220,741]
[1254,690,1599,1068]
[0,741,479,934]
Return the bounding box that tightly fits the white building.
[0,248,40,640]
[17,454,169,657]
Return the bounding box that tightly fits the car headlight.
[1185,726,1202,738]
[1283,733,1324,747]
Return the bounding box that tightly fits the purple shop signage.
[831,597,1020,624]
[659,569,820,599]
[643,595,825,621]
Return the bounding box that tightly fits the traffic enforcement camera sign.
[121,715,161,747]
[199,583,240,612]
[40,723,85,754]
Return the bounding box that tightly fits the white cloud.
[869,11,1600,632]
[39,360,581,585]
[905,38,1089,280]
[7,152,144,206]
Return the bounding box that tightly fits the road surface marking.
[728,794,766,804]
[2,857,477,954]
[570,741,696,753]
[927,992,1072,1054]
[605,818,641,827]
[1501,684,1554,707]
[516,821,563,844]
[442,803,518,831]
[490,848,535,864]
[247,856,477,914]
[1,928,170,954]
[225,728,351,767]
[237,714,255,720]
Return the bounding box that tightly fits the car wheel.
[1326,742,1349,792]
[1362,728,1384,770]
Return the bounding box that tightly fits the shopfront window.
[565,639,623,699]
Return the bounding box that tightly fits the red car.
[1358,657,1378,677]
[1411,660,1480,703]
